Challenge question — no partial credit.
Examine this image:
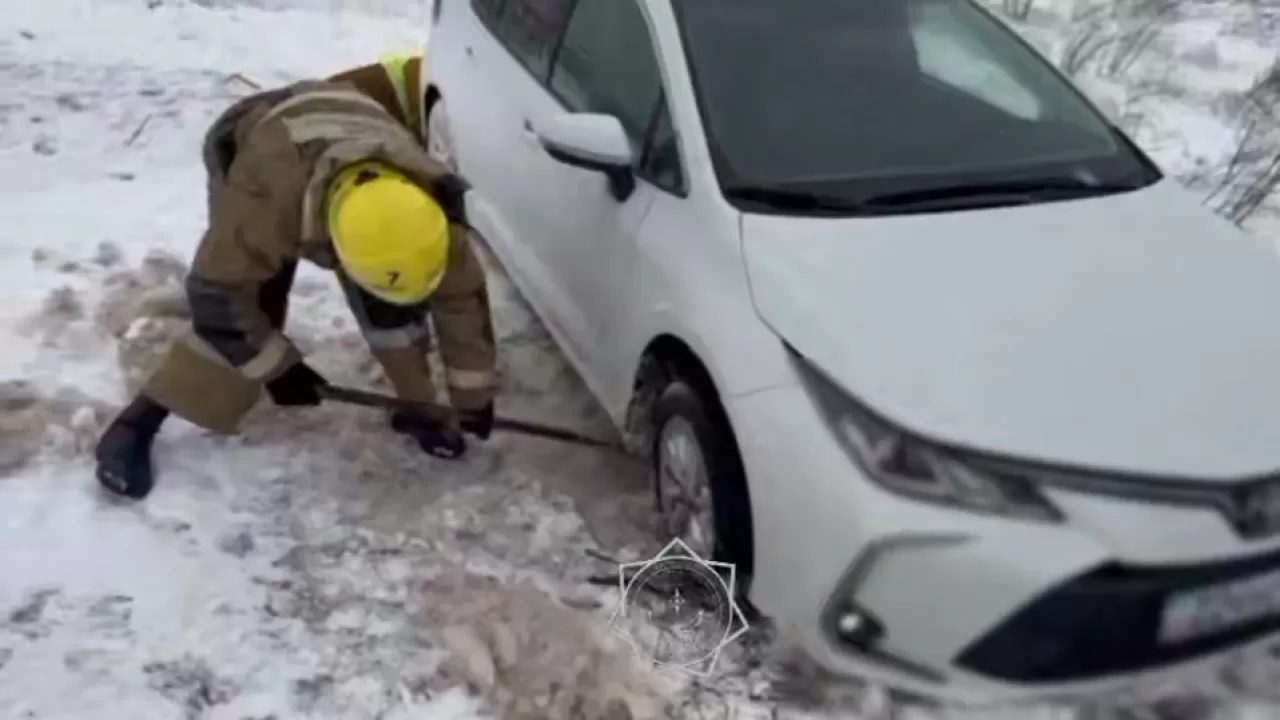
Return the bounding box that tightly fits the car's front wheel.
[651,372,754,590]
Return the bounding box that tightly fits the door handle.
[521,118,538,145]
[464,45,474,58]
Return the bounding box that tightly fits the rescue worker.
[93,58,497,501]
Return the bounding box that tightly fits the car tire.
[651,373,755,594]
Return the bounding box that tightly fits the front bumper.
[726,384,1280,703]
[954,545,1280,683]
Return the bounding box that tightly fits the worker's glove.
[264,361,327,406]
[459,402,494,440]
[434,174,471,227]
[390,410,467,459]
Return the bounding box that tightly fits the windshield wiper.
[861,176,1143,209]
[724,175,1145,215]
[721,185,871,213]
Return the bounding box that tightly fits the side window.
[494,0,574,80]
[548,0,662,149]
[639,96,684,193]
[471,0,506,26]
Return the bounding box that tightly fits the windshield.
[672,0,1159,208]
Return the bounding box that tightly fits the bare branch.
[1001,0,1036,21]
[1058,0,1181,78]
[224,72,262,91]
[1205,111,1280,226]
[124,114,152,147]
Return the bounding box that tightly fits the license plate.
[1160,567,1280,644]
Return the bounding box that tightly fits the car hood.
[742,179,1280,479]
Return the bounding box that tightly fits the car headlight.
[794,353,1063,523]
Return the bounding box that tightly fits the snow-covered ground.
[1,0,1278,717]
[0,1,668,717]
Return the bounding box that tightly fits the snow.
[0,0,1278,717]
[0,0,663,717]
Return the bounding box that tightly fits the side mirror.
[536,112,636,201]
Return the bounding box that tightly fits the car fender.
[613,205,795,421]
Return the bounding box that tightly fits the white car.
[421,0,1280,703]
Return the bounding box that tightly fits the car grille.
[976,457,1280,541]
[954,548,1280,683]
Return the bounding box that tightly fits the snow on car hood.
[742,179,1280,479]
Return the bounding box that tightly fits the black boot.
[95,394,169,499]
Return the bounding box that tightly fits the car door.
[516,0,673,391]
[443,0,576,337]
[430,0,518,199]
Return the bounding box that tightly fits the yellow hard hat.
[327,162,450,305]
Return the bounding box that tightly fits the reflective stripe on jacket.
[327,53,427,142]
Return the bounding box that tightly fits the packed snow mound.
[432,575,672,720]
[0,379,109,476]
[15,243,193,390]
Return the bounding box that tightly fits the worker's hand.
[459,402,494,440]
[389,409,466,459]
[434,173,471,227]
[264,361,327,406]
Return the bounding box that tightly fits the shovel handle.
[319,384,434,413]
[318,384,629,453]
